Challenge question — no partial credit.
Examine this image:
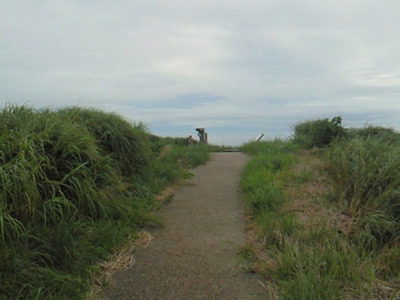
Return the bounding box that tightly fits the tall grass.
[240,139,399,299]
[0,105,212,299]
[0,106,143,299]
[0,106,123,221]
[326,138,400,215]
[59,107,152,177]
[148,144,210,193]
[240,139,298,156]
[346,125,400,144]
[324,135,400,296]
[326,138,400,248]
[241,155,292,214]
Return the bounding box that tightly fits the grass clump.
[0,106,145,299]
[326,136,400,284]
[326,137,400,218]
[240,141,295,215]
[240,139,298,156]
[59,107,152,177]
[150,143,210,191]
[346,125,400,144]
[0,105,212,299]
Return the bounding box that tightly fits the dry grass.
[243,148,400,298]
[155,186,176,204]
[91,231,153,293]
[284,151,355,236]
[243,150,360,297]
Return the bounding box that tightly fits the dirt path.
[99,152,267,300]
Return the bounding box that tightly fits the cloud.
[1,0,400,145]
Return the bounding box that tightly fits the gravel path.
[99,152,267,300]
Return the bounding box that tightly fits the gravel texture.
[99,152,268,300]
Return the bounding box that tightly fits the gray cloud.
[1,0,400,145]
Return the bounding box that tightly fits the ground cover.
[240,123,400,299]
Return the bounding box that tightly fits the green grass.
[240,138,400,299]
[0,105,212,299]
[240,144,294,215]
[240,139,298,156]
[59,107,152,177]
[326,137,400,249]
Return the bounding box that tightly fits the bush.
[293,116,345,148]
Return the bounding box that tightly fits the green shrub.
[293,116,345,148]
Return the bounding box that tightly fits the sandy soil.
[98,152,268,300]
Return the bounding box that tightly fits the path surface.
[99,152,267,300]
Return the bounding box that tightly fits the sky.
[1,0,400,146]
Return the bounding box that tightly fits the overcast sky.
[1,1,400,145]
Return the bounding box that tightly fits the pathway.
[99,152,267,300]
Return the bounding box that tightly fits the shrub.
[293,116,345,148]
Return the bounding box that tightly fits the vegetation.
[241,119,400,299]
[59,107,152,177]
[0,105,211,299]
[293,116,345,148]
[4,104,400,299]
[346,125,400,144]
